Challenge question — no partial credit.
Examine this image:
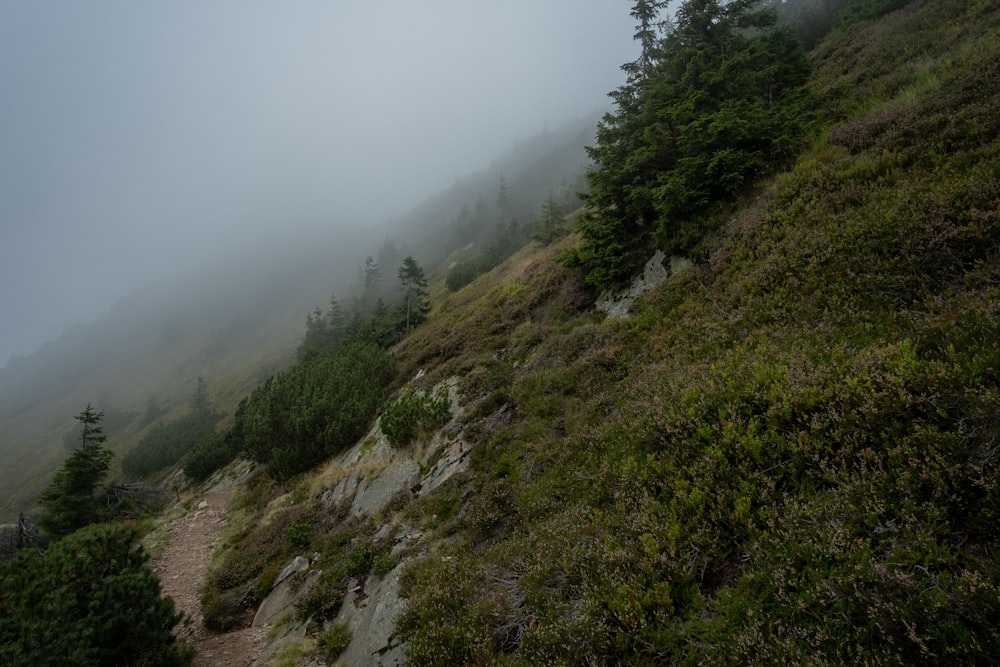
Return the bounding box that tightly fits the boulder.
[252,559,319,627]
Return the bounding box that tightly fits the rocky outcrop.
[333,565,408,666]
[597,250,692,318]
[254,376,470,665]
[252,557,318,627]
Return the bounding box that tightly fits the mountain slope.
[355,1,1000,662]
[7,0,1000,664]
[0,115,601,522]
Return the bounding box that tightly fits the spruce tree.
[531,192,567,246]
[497,175,513,226]
[38,405,113,538]
[397,256,430,333]
[571,0,811,288]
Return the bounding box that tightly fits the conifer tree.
[531,192,567,246]
[624,0,670,81]
[360,256,382,314]
[0,523,188,665]
[497,175,513,226]
[571,0,811,288]
[38,405,113,538]
[327,294,345,345]
[397,255,430,333]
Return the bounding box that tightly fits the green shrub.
[380,388,452,447]
[0,524,190,666]
[182,431,239,482]
[202,585,253,633]
[320,622,352,660]
[285,522,312,550]
[445,260,480,291]
[123,414,219,479]
[295,570,346,623]
[231,342,396,480]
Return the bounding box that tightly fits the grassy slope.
[387,1,1000,663]
[133,1,998,663]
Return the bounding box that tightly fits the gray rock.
[321,469,363,508]
[440,418,464,436]
[350,459,421,518]
[420,436,472,495]
[597,249,672,318]
[273,555,310,589]
[252,568,321,627]
[335,565,408,667]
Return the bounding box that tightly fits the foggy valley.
[5,0,1000,663]
[0,2,634,518]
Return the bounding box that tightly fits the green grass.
[392,1,1000,663]
[36,2,996,664]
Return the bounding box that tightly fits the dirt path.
[152,491,271,667]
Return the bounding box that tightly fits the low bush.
[320,622,352,660]
[380,388,452,447]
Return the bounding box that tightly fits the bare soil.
[152,491,271,667]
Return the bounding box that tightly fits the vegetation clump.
[0,523,190,666]
[393,0,1000,664]
[230,342,395,481]
[37,405,113,538]
[380,387,452,447]
[122,377,222,479]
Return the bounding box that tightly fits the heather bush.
[319,622,352,661]
[295,527,391,623]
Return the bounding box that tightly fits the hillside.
[4,0,999,664]
[0,114,596,522]
[174,1,999,664]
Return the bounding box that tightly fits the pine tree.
[497,175,513,226]
[531,192,567,246]
[397,256,430,333]
[0,523,188,665]
[38,405,113,538]
[570,0,811,288]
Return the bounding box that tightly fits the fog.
[0,1,637,364]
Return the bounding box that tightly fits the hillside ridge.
[4,1,1000,664]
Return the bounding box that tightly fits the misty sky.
[0,1,639,364]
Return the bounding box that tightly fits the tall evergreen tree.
[532,192,568,246]
[624,0,670,81]
[397,256,430,333]
[359,256,382,314]
[570,0,811,288]
[497,175,513,226]
[38,405,113,538]
[327,293,345,345]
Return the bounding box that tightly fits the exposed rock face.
[252,566,320,628]
[350,459,421,518]
[419,420,472,496]
[254,376,470,664]
[597,250,692,318]
[334,565,408,667]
